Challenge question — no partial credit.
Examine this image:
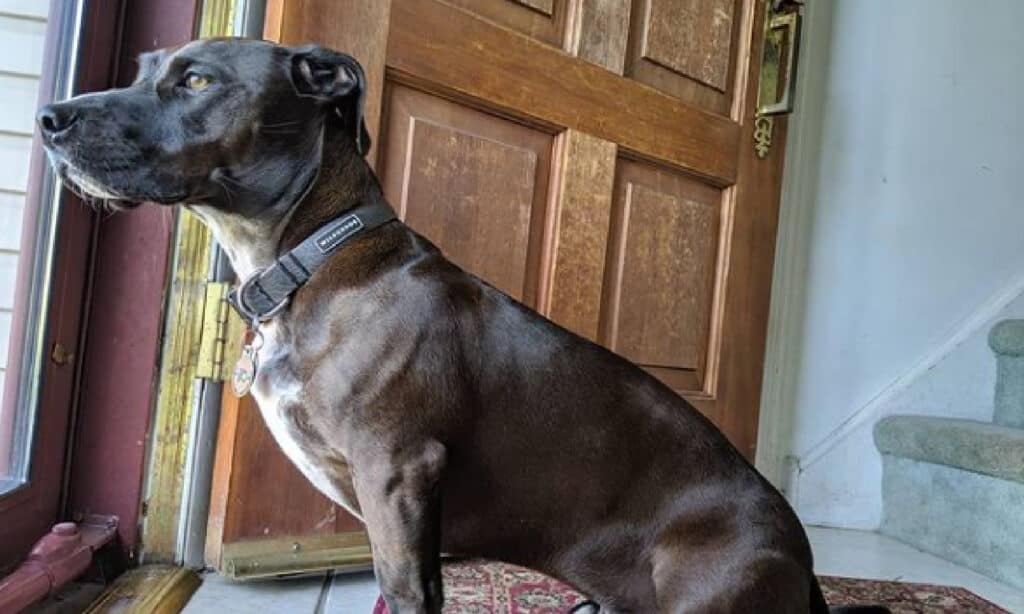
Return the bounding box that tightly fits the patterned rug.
[371,560,1010,613]
[819,575,1009,613]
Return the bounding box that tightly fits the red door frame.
[0,0,201,569]
[63,0,201,564]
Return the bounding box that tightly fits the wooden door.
[206,0,791,575]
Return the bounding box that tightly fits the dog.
[39,38,889,614]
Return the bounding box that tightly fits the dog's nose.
[37,104,78,136]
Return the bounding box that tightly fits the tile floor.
[181,527,1024,613]
[807,527,1024,612]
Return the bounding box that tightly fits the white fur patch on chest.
[248,322,361,518]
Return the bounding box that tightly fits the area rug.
[818,575,1009,613]
[372,560,1010,613]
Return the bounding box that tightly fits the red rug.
[818,575,1009,613]
[372,560,1010,613]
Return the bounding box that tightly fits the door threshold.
[84,565,200,613]
[220,532,372,580]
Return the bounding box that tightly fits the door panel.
[514,0,555,15]
[209,0,789,574]
[625,0,743,114]
[600,158,721,395]
[638,0,735,90]
[568,1,631,73]
[381,85,553,303]
[447,0,568,45]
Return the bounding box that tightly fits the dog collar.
[227,199,396,325]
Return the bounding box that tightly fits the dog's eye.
[183,72,211,91]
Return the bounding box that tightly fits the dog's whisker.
[59,174,98,210]
[214,176,238,210]
[100,198,120,218]
[216,172,247,187]
[259,119,303,129]
[257,119,306,137]
[258,128,304,137]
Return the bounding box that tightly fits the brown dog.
[38,39,887,614]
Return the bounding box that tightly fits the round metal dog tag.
[232,346,258,397]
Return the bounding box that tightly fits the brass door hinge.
[754,0,803,158]
[195,281,245,381]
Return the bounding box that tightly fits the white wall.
[761,0,1024,529]
[0,0,49,390]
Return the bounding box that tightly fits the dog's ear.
[134,49,167,84]
[289,45,371,156]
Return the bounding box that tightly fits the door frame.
[754,0,834,497]
[59,0,203,564]
[138,0,268,568]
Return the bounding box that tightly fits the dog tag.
[232,344,259,397]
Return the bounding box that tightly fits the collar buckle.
[225,199,397,326]
[229,269,290,327]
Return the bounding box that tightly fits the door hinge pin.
[196,281,243,381]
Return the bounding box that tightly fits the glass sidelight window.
[0,0,83,496]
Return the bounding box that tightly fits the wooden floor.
[181,527,1024,613]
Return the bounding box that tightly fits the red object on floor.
[372,561,1011,613]
[0,516,117,613]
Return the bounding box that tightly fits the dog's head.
[38,38,369,214]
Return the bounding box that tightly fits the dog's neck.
[190,133,387,280]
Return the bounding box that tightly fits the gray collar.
[227,199,396,324]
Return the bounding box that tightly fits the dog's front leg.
[353,439,447,614]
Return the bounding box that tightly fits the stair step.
[989,319,1024,356]
[990,319,1024,428]
[875,415,1024,590]
[878,455,1024,591]
[874,415,1024,484]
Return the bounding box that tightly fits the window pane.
[0,0,79,495]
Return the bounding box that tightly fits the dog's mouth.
[51,159,139,211]
[47,152,187,210]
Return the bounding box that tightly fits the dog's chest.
[248,322,362,519]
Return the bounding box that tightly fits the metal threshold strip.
[220,532,373,580]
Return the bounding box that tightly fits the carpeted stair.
[875,319,1024,590]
